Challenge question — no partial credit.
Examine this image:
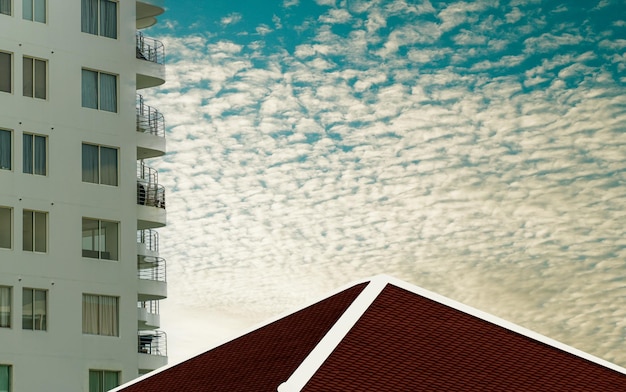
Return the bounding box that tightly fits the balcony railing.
[138,300,160,315]
[138,160,159,184]
[137,181,165,209]
[138,330,167,356]
[138,256,167,282]
[136,32,165,65]
[138,229,159,253]
[137,94,165,137]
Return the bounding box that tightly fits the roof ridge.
[277,277,389,392]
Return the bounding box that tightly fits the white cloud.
[315,0,336,6]
[256,24,273,35]
[505,7,523,23]
[221,12,242,26]
[283,0,299,7]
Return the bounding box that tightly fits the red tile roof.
[119,283,367,392]
[117,277,626,391]
[301,284,626,391]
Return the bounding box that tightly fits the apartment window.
[0,207,10,249]
[0,129,10,170]
[81,69,117,112]
[81,0,117,39]
[0,0,10,16]
[82,218,118,260]
[82,294,118,336]
[23,133,46,175]
[89,370,119,392]
[0,52,10,93]
[22,210,47,252]
[0,365,10,392]
[82,143,117,186]
[0,287,10,328]
[23,0,45,23]
[22,56,46,99]
[22,288,46,331]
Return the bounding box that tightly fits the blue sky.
[141,0,626,365]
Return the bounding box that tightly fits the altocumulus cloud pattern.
[143,0,626,365]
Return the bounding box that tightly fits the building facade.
[0,0,168,390]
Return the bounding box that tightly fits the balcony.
[138,330,168,372]
[137,162,166,229]
[137,229,159,258]
[137,94,166,159]
[136,32,165,89]
[138,300,160,330]
[138,255,167,301]
[136,0,165,29]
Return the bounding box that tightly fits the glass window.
[0,0,10,16]
[0,287,10,328]
[81,69,117,112]
[22,210,47,252]
[22,0,45,23]
[23,133,46,175]
[81,0,117,39]
[22,57,46,99]
[22,288,46,331]
[82,294,118,336]
[0,52,10,93]
[82,218,118,260]
[0,207,11,249]
[0,365,10,392]
[0,129,11,170]
[82,143,118,186]
[89,370,119,392]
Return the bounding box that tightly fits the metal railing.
[138,300,160,315]
[137,229,159,253]
[137,256,167,282]
[138,160,159,184]
[137,180,165,209]
[137,94,165,137]
[138,330,167,356]
[136,32,165,65]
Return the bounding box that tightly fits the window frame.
[81,0,118,39]
[0,364,11,392]
[81,143,118,186]
[88,369,120,392]
[0,128,12,171]
[22,0,46,23]
[22,133,47,176]
[81,68,118,113]
[22,56,47,100]
[22,209,47,253]
[0,51,11,94]
[81,218,119,261]
[0,206,11,250]
[82,294,119,337]
[0,286,11,328]
[22,288,47,331]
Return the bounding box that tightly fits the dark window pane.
[82,144,99,183]
[81,69,98,109]
[23,134,33,174]
[23,57,33,97]
[0,52,10,93]
[34,59,46,99]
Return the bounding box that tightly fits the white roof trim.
[278,274,626,391]
[277,277,388,392]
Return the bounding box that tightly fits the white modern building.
[0,0,169,390]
